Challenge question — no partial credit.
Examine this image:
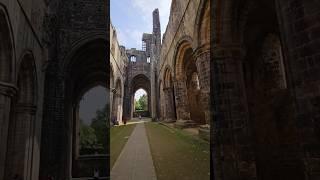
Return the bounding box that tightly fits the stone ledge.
[174,120,198,129]
[198,125,210,141]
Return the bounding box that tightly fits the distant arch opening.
[78,85,108,156]
[134,89,148,118]
[128,74,151,119]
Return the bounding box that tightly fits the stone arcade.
[0,0,320,179]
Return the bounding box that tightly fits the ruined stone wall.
[110,23,127,124]
[158,0,210,123]
[276,0,320,179]
[40,0,107,178]
[123,49,151,118]
[0,0,47,179]
[210,0,320,180]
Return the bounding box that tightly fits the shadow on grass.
[145,122,210,180]
[110,124,136,168]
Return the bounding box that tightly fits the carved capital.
[15,103,37,115]
[0,82,18,97]
[194,43,210,59]
[211,44,245,60]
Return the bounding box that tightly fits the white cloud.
[113,0,172,49]
[132,0,171,34]
[116,28,142,48]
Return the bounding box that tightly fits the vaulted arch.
[0,7,16,180]
[162,67,176,121]
[5,52,37,180]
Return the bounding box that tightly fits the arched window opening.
[191,72,200,90]
[134,89,148,117]
[78,86,108,156]
[142,41,147,51]
[130,56,136,62]
[261,34,287,89]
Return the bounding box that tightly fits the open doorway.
[78,86,108,156]
[133,88,149,118]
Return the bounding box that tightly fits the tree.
[135,99,142,111]
[91,104,108,154]
[138,94,147,111]
[79,119,99,154]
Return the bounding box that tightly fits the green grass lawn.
[145,122,210,180]
[110,124,136,168]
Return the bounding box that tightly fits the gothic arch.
[194,0,211,48]
[112,78,123,123]
[162,67,176,121]
[5,51,37,180]
[239,1,303,179]
[0,6,17,179]
[110,62,115,89]
[62,33,107,72]
[130,74,151,118]
[173,36,194,80]
[0,6,15,83]
[163,66,173,89]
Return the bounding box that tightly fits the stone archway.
[65,39,108,178]
[5,52,37,180]
[130,74,151,119]
[240,1,303,179]
[163,67,176,121]
[174,39,205,124]
[112,79,123,124]
[194,0,210,125]
[0,8,16,180]
[40,38,108,179]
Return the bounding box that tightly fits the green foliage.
[135,99,142,110]
[79,119,102,154]
[135,94,148,111]
[80,104,109,155]
[91,104,108,153]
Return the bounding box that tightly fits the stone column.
[163,87,175,121]
[211,45,256,180]
[173,78,190,120]
[114,93,122,123]
[5,103,36,180]
[194,46,210,125]
[0,82,17,180]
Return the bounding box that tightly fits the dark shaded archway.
[66,39,108,178]
[5,52,37,180]
[130,74,151,118]
[0,8,16,180]
[112,79,123,123]
[174,39,206,124]
[163,67,176,121]
[40,38,108,179]
[240,0,303,179]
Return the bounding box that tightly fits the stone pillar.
[163,87,175,120]
[211,45,256,180]
[195,46,210,125]
[5,103,36,180]
[114,93,122,123]
[0,82,17,180]
[73,104,80,158]
[173,78,190,120]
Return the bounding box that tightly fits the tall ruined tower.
[152,9,161,60]
[151,9,161,119]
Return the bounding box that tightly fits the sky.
[111,0,172,49]
[111,0,171,99]
[135,88,147,100]
[79,86,108,125]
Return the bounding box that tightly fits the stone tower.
[151,9,161,119]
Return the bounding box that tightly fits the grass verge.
[145,122,210,180]
[110,124,136,168]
